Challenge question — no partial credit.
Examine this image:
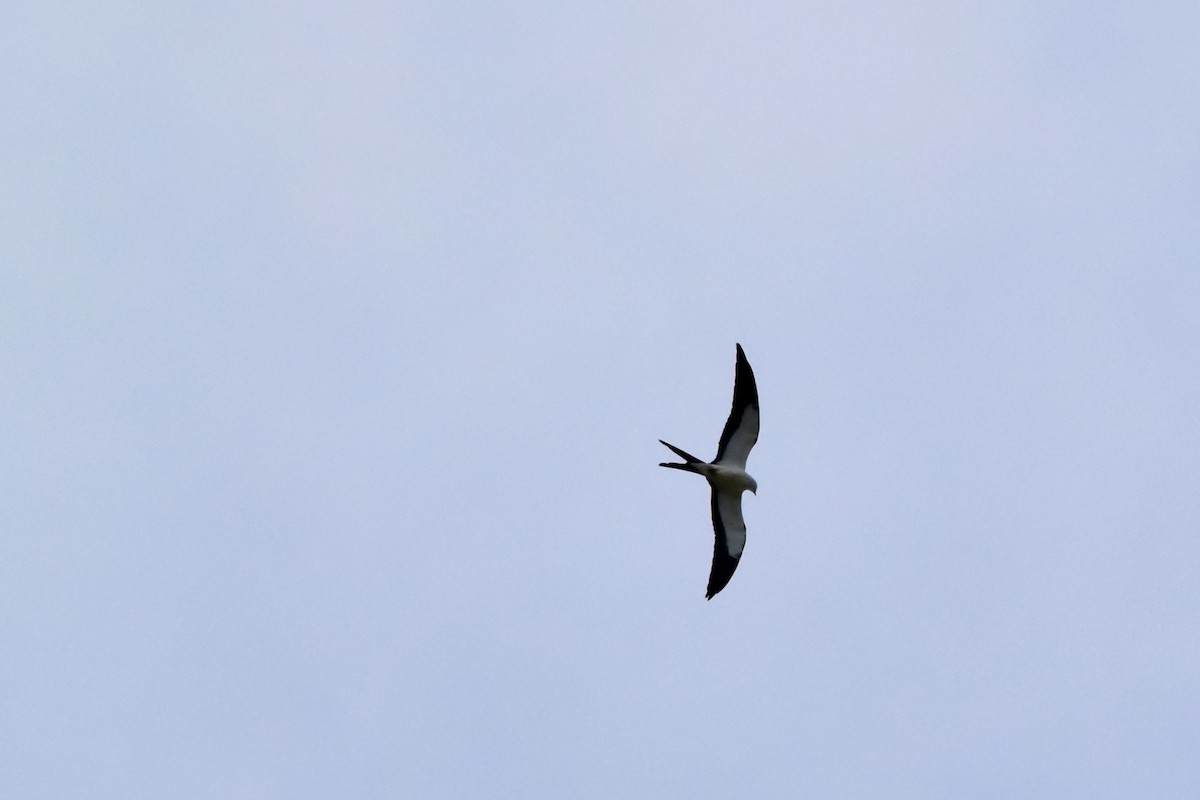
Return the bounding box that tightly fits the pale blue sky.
[4,3,1199,797]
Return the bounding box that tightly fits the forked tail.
[658,439,707,472]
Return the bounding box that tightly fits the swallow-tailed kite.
[659,343,759,599]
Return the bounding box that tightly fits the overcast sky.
[4,2,1200,798]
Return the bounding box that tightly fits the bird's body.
[659,344,760,599]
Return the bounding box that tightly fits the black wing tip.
[705,569,737,599]
[733,344,758,406]
[704,537,741,599]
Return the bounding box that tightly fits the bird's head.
[747,476,758,495]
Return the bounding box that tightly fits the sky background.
[4,2,1200,798]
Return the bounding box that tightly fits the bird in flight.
[659,343,760,599]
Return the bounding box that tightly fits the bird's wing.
[706,487,747,599]
[713,343,759,468]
